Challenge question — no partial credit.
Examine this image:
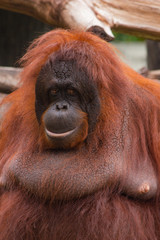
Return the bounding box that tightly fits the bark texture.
[0,0,160,39]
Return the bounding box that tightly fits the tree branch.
[0,0,160,39]
[0,67,20,93]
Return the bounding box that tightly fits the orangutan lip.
[45,128,75,138]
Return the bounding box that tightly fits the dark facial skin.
[35,55,101,149]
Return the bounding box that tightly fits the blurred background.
[113,32,146,71]
[0,7,159,74]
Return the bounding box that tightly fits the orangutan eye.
[67,89,75,96]
[50,89,58,95]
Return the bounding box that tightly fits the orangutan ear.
[87,25,114,42]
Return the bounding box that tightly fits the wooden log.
[139,67,160,80]
[0,0,160,40]
[0,67,21,121]
[0,0,113,38]
[0,67,21,93]
[147,70,160,80]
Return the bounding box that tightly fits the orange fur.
[0,29,160,240]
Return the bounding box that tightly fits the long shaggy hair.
[0,29,160,240]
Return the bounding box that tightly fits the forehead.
[40,52,91,90]
[52,59,77,81]
[46,42,91,79]
[37,42,98,92]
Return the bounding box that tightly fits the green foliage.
[113,31,144,42]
